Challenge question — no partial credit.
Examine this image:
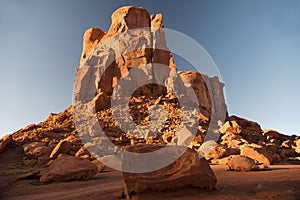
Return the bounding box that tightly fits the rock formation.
[0,6,299,195]
[74,5,227,155]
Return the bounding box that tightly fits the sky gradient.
[0,0,300,137]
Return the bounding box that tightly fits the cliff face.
[75,6,227,142]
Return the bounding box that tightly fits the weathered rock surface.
[226,155,259,172]
[240,145,273,165]
[40,154,97,183]
[80,28,105,65]
[123,144,217,199]
[0,134,13,153]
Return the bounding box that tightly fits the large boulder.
[40,154,97,183]
[226,155,259,172]
[240,145,274,165]
[122,144,216,199]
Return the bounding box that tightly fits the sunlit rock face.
[74,6,227,151]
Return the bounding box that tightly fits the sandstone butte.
[0,5,299,200]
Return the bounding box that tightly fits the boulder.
[0,134,13,153]
[92,159,106,173]
[205,144,240,160]
[240,145,273,165]
[23,142,50,157]
[293,138,300,153]
[75,146,91,159]
[122,144,216,199]
[226,116,264,143]
[40,154,97,183]
[219,120,241,134]
[281,140,293,148]
[220,132,246,148]
[226,155,259,172]
[49,140,71,159]
[227,116,262,134]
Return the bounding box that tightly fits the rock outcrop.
[74,5,228,157]
[0,134,13,153]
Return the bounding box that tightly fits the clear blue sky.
[0,0,299,137]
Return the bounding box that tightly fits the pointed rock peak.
[102,6,151,40]
[151,13,164,28]
[80,28,105,65]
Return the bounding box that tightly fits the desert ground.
[1,147,299,200]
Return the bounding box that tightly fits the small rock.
[75,146,91,159]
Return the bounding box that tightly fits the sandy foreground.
[1,161,299,200]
